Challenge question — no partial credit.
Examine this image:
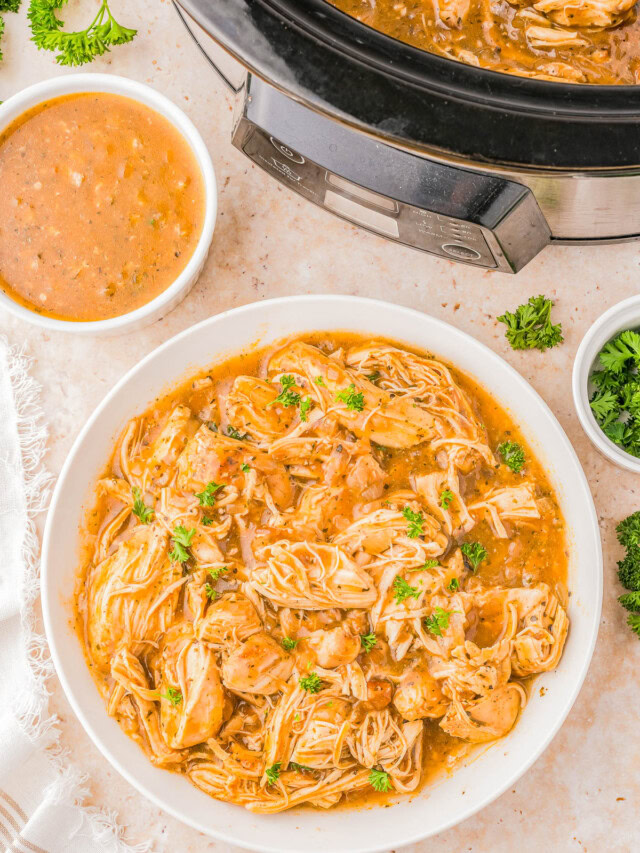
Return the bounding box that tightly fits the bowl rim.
[0,73,217,334]
[41,295,602,851]
[572,294,640,473]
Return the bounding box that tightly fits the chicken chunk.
[226,376,297,443]
[157,622,225,749]
[307,623,361,669]
[197,592,262,648]
[534,0,635,27]
[439,684,524,742]
[222,632,294,695]
[393,667,449,721]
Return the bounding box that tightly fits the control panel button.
[441,243,482,261]
[269,136,305,164]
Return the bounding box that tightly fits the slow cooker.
[175,0,640,273]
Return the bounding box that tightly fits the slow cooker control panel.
[232,76,551,273]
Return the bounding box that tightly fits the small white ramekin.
[0,74,217,336]
[572,295,640,472]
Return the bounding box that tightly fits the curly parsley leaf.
[299,672,322,693]
[497,295,563,352]
[265,762,281,785]
[360,632,377,652]
[439,489,454,509]
[162,687,182,706]
[628,612,640,638]
[460,541,487,573]
[300,396,312,422]
[617,512,640,550]
[226,424,249,440]
[28,0,136,66]
[195,480,224,507]
[368,768,392,792]
[424,606,454,637]
[335,383,365,412]
[392,576,420,605]
[132,487,154,524]
[169,525,196,563]
[408,559,439,572]
[402,505,424,538]
[589,330,640,458]
[447,577,460,592]
[269,374,300,408]
[281,636,297,651]
[498,440,526,473]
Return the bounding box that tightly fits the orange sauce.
[0,93,205,321]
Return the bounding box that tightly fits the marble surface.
[1,1,639,850]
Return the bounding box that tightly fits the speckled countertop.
[1,1,639,850]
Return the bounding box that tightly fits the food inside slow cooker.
[76,334,569,812]
[328,0,640,84]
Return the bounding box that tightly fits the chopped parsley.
[424,607,454,637]
[131,487,154,524]
[169,525,196,563]
[498,441,526,473]
[315,376,325,386]
[299,396,312,422]
[360,633,377,652]
[226,424,248,440]
[402,505,424,538]
[447,577,460,592]
[588,329,640,458]
[460,541,487,573]
[439,489,454,509]
[497,295,563,352]
[241,462,251,472]
[265,762,281,785]
[195,480,224,507]
[366,370,381,384]
[281,637,298,651]
[204,583,217,600]
[335,383,365,412]
[368,768,392,793]
[270,374,300,408]
[162,687,182,706]
[392,576,420,605]
[289,762,312,773]
[209,565,228,582]
[408,559,439,572]
[616,512,640,639]
[299,672,322,693]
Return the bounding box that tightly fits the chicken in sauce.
[76,333,569,812]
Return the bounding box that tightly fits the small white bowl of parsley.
[573,295,640,472]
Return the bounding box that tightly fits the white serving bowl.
[42,296,602,852]
[0,74,217,336]
[573,295,640,473]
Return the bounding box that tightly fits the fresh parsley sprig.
[299,672,322,693]
[28,0,136,66]
[195,480,224,507]
[392,576,420,605]
[162,686,182,706]
[498,440,526,473]
[424,607,454,637]
[439,489,454,509]
[589,329,640,458]
[169,525,196,563]
[497,295,563,352]
[402,505,424,538]
[368,768,392,792]
[132,487,154,524]
[460,541,487,573]
[360,632,377,652]
[335,383,365,412]
[616,512,640,639]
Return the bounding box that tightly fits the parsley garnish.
[315,376,325,386]
[204,583,217,600]
[300,396,312,422]
[201,516,213,526]
[27,0,136,67]
[368,768,392,792]
[132,487,154,524]
[497,295,563,352]
[169,525,196,563]
[616,512,640,640]
[335,383,365,412]
[162,687,182,706]
[424,607,453,637]
[366,371,381,384]
[209,566,228,581]
[439,489,454,509]
[408,559,439,572]
[281,637,297,651]
[498,441,526,473]
[265,763,281,785]
[460,541,487,573]
[402,505,424,538]
[226,425,248,440]
[589,329,640,458]
[392,576,420,605]
[195,481,224,507]
[241,462,251,472]
[360,633,377,652]
[289,762,312,773]
[270,375,300,408]
[447,577,460,592]
[299,672,322,693]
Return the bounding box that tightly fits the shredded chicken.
[79,335,569,813]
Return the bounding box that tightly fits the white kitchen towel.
[0,339,152,853]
